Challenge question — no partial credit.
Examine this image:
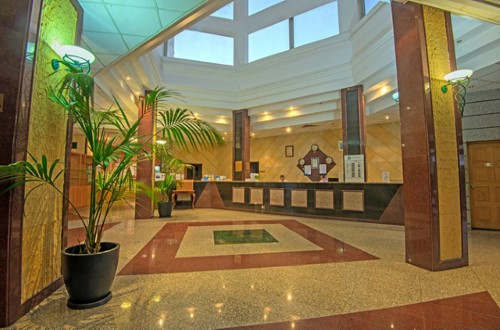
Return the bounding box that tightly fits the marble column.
[134,93,156,219]
[392,2,468,270]
[232,109,250,181]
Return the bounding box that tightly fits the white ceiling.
[75,0,500,139]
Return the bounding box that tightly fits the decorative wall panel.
[232,187,245,204]
[291,189,308,208]
[249,188,264,205]
[269,188,285,206]
[315,190,334,209]
[342,190,365,211]
[22,0,78,303]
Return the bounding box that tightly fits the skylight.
[248,0,284,16]
[211,2,234,19]
[172,30,234,65]
[294,2,339,48]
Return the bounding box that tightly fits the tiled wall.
[174,143,232,179]
[174,122,402,183]
[21,0,78,302]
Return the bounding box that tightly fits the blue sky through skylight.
[248,0,284,15]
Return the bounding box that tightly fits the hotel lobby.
[1,0,500,328]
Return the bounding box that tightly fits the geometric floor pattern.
[119,220,378,275]
[229,291,500,329]
[8,209,500,329]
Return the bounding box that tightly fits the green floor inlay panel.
[214,229,278,245]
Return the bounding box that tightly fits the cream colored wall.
[22,0,78,302]
[174,143,232,178]
[173,122,402,183]
[71,133,87,154]
[250,129,344,182]
[365,122,403,182]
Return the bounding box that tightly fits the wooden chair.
[172,180,196,209]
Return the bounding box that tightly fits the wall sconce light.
[51,45,95,73]
[392,92,399,104]
[441,69,473,116]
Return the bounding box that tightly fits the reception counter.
[192,181,404,225]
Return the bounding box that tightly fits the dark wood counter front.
[194,181,404,225]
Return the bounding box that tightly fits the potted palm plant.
[0,66,223,309]
[156,174,177,217]
[153,142,192,217]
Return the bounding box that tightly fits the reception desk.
[194,181,404,225]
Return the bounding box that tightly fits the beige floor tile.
[419,267,486,301]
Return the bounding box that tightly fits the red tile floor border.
[119,220,378,275]
[227,292,500,330]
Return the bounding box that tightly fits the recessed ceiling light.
[126,76,131,80]
[385,115,390,120]
[286,127,291,133]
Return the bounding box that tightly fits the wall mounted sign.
[296,144,336,181]
[285,145,294,157]
[344,154,365,183]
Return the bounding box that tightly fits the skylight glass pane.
[294,1,339,48]
[173,30,234,65]
[248,20,289,62]
[248,0,284,16]
[211,3,234,19]
[364,0,379,15]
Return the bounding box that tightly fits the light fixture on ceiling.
[441,69,473,116]
[51,45,95,73]
[392,92,399,104]
[286,127,292,133]
[156,139,167,145]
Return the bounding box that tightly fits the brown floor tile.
[228,292,500,330]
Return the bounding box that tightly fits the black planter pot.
[62,242,120,309]
[158,201,173,217]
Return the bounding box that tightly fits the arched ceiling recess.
[79,0,500,139]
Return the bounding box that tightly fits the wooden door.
[468,141,500,230]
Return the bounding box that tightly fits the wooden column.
[232,109,250,181]
[134,92,156,219]
[392,2,468,270]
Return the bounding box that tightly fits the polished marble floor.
[9,208,500,329]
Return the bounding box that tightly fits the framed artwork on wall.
[311,157,319,169]
[285,145,294,157]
